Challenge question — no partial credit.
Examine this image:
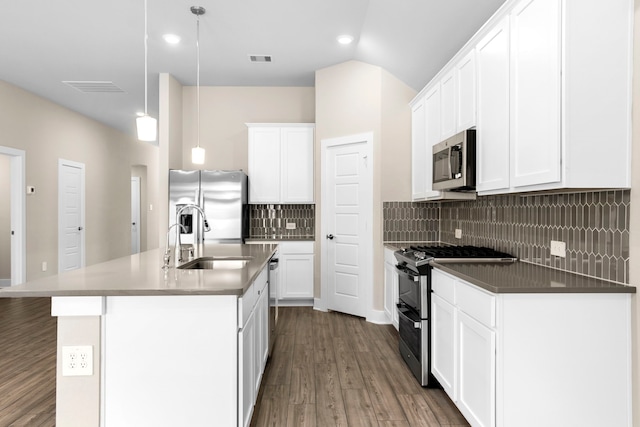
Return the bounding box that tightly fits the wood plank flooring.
[251,307,469,427]
[0,300,468,427]
[0,298,56,426]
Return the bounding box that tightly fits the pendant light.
[136,0,158,142]
[191,6,206,164]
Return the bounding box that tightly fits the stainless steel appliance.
[169,170,249,244]
[432,129,476,191]
[394,245,516,387]
[267,252,279,355]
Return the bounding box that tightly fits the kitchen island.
[0,243,278,427]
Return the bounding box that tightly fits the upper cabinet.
[412,0,633,197]
[247,124,315,204]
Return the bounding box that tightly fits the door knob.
[326,234,334,240]
[132,222,136,226]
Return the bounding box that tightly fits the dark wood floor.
[251,307,469,427]
[0,297,56,426]
[0,299,467,427]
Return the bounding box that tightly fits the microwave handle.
[448,146,454,179]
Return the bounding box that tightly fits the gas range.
[394,244,517,274]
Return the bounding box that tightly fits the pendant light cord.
[196,14,201,149]
[144,0,148,115]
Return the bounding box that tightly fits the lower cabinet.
[279,242,314,301]
[383,247,399,329]
[431,267,632,427]
[238,266,269,427]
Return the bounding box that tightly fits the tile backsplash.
[383,202,439,242]
[384,190,630,284]
[249,204,315,239]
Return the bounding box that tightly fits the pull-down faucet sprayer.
[175,204,210,264]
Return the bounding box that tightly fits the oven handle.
[395,265,419,282]
[397,303,421,329]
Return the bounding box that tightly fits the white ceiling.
[0,0,506,139]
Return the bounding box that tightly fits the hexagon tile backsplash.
[383,190,630,284]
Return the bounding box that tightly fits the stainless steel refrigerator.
[169,170,248,244]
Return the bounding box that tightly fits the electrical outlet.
[550,240,566,258]
[286,223,296,230]
[455,229,462,239]
[42,261,47,272]
[62,345,93,376]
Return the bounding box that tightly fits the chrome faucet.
[163,223,186,270]
[175,204,211,264]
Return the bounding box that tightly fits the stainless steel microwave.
[432,129,476,191]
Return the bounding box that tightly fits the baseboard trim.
[313,298,327,312]
[278,298,314,307]
[0,279,10,287]
[367,309,391,325]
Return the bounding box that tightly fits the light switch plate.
[550,240,566,258]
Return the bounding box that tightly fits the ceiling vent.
[249,55,272,63]
[62,81,125,93]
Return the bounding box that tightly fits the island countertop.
[0,243,278,298]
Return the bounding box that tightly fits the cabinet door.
[239,309,255,427]
[411,98,427,201]
[248,127,281,203]
[440,70,457,140]
[476,18,511,193]
[281,127,314,203]
[383,261,396,325]
[431,293,457,400]
[280,254,314,299]
[457,311,496,427]
[456,50,477,132]
[254,287,269,395]
[510,0,561,188]
[424,85,442,199]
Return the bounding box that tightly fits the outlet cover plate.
[286,223,296,230]
[455,229,462,239]
[550,240,566,258]
[62,345,93,376]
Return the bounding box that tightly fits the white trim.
[131,176,141,254]
[320,132,374,320]
[313,297,327,312]
[277,298,314,307]
[58,159,86,273]
[0,146,26,285]
[0,279,10,287]
[366,309,391,325]
[51,296,105,316]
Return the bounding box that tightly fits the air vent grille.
[63,81,125,93]
[249,55,272,63]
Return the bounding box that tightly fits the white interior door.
[0,146,26,285]
[58,159,85,273]
[131,177,141,254]
[322,133,373,318]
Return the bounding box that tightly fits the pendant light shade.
[137,0,157,142]
[137,114,158,141]
[191,6,206,164]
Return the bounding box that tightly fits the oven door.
[396,265,422,314]
[397,303,422,359]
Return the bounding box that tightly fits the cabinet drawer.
[455,281,495,328]
[432,269,456,305]
[238,283,256,328]
[280,241,313,254]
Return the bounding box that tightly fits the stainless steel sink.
[177,256,253,270]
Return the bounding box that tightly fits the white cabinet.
[455,50,477,132]
[279,241,314,301]
[431,293,457,399]
[411,98,427,201]
[476,18,510,193]
[238,265,269,427]
[383,247,399,330]
[247,123,314,204]
[440,69,456,140]
[431,267,632,427]
[474,0,631,195]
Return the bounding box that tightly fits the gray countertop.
[0,243,278,298]
[432,261,636,294]
[246,236,315,242]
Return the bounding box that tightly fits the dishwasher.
[267,252,279,355]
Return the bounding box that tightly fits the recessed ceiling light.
[337,35,354,45]
[163,34,181,45]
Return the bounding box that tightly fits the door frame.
[319,132,373,319]
[131,176,141,254]
[0,146,26,285]
[58,159,86,273]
